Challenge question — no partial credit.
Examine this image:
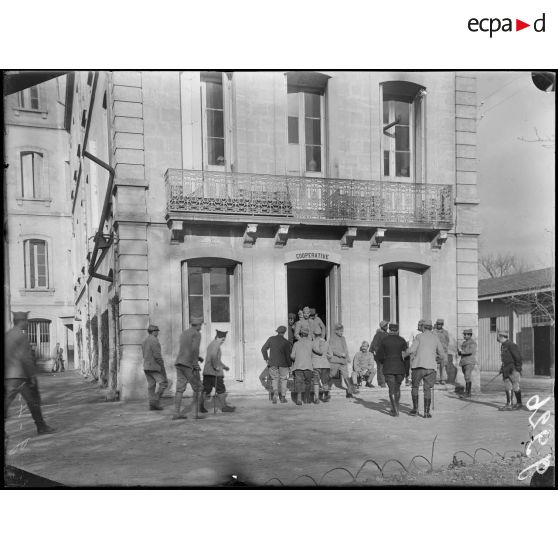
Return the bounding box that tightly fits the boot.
[305,385,312,404]
[279,394,288,403]
[217,393,235,412]
[350,378,359,395]
[388,394,398,417]
[322,391,330,402]
[198,392,208,414]
[272,391,278,404]
[313,385,320,404]
[409,394,419,416]
[149,401,163,411]
[36,422,56,435]
[499,391,513,411]
[172,393,187,420]
[424,398,432,418]
[296,392,302,406]
[513,391,524,410]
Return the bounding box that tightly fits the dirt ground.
[4,370,555,487]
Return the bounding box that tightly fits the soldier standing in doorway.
[291,325,315,405]
[287,313,296,344]
[5,311,55,435]
[173,316,206,420]
[370,320,389,388]
[261,325,292,404]
[408,320,446,418]
[203,330,236,412]
[457,328,477,399]
[497,330,524,411]
[308,308,327,339]
[142,324,169,411]
[376,323,408,416]
[294,306,313,341]
[433,318,450,384]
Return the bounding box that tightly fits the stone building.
[66,71,480,399]
[4,75,75,369]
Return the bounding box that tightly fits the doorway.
[534,325,552,376]
[286,260,340,337]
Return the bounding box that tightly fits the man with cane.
[203,330,236,413]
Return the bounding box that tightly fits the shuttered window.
[24,239,49,289]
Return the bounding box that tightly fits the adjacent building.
[479,268,555,377]
[63,70,480,399]
[4,75,75,369]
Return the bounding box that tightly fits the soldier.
[142,324,169,411]
[376,323,408,416]
[408,320,446,418]
[433,318,450,384]
[173,316,206,420]
[308,308,327,339]
[369,320,389,387]
[203,330,236,413]
[457,328,477,399]
[497,331,524,411]
[261,325,292,404]
[329,323,358,398]
[352,341,376,388]
[290,325,314,405]
[5,311,55,435]
[287,313,296,344]
[294,306,313,341]
[312,326,332,402]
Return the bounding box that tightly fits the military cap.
[147,324,160,333]
[303,306,310,312]
[190,316,203,326]
[334,323,344,330]
[360,340,370,348]
[436,319,444,324]
[276,325,287,334]
[12,311,30,322]
[497,330,509,337]
[423,319,433,328]
[216,330,228,338]
[463,328,473,335]
[300,325,310,335]
[288,313,296,319]
[388,323,399,331]
[309,308,317,316]
[379,320,389,328]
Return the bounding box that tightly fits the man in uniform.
[5,311,55,435]
[369,320,389,387]
[352,341,376,388]
[329,323,358,398]
[290,325,314,405]
[497,330,524,411]
[376,323,408,416]
[408,319,446,418]
[287,313,296,344]
[457,328,477,399]
[203,330,236,412]
[308,308,327,340]
[173,316,206,420]
[312,326,332,402]
[294,306,313,341]
[433,318,450,384]
[142,324,169,411]
[261,325,292,404]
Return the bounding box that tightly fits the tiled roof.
[479,267,554,298]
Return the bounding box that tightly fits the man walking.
[329,323,357,398]
[352,341,376,388]
[457,328,477,399]
[370,320,389,387]
[433,318,450,384]
[203,330,236,412]
[173,316,206,420]
[497,331,524,411]
[376,323,408,416]
[290,325,314,405]
[142,324,169,411]
[261,325,292,404]
[408,320,446,418]
[5,311,55,435]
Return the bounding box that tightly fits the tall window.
[201,73,226,168]
[287,90,325,175]
[381,81,425,181]
[18,86,40,110]
[27,319,51,360]
[188,266,231,323]
[20,151,44,198]
[24,239,49,289]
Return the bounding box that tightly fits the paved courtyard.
[4,369,555,487]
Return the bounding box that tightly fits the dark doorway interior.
[287,261,330,324]
[534,325,551,376]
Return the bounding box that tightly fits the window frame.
[24,239,49,289]
[20,151,44,199]
[382,98,415,182]
[18,86,41,111]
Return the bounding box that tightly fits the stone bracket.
[431,230,448,250]
[169,220,184,244]
[274,225,290,248]
[370,228,386,250]
[243,223,258,247]
[340,227,357,249]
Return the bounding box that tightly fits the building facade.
[479,268,555,377]
[66,71,480,399]
[4,76,75,369]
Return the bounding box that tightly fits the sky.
[475,71,555,269]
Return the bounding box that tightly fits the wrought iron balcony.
[165,169,453,228]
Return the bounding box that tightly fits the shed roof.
[479,267,554,298]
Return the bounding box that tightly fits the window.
[490,317,497,332]
[24,239,49,289]
[188,266,231,323]
[382,271,398,323]
[20,151,43,198]
[201,73,226,168]
[381,81,425,181]
[18,86,40,110]
[27,319,51,360]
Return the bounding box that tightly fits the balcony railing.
[165,169,453,228]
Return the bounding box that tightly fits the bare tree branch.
[479,252,532,279]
